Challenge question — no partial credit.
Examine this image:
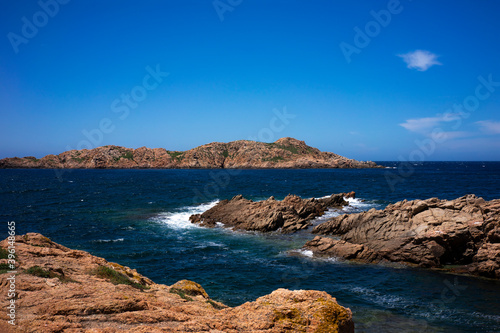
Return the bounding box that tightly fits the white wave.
[287,249,314,258]
[93,238,124,243]
[151,200,219,230]
[350,286,405,308]
[343,197,376,212]
[195,241,226,249]
[322,209,341,219]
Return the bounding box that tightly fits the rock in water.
[190,193,352,233]
[306,194,500,279]
[0,233,354,332]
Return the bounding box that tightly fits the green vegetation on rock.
[91,266,147,290]
[168,151,184,161]
[25,266,77,283]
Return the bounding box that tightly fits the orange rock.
[308,195,500,279]
[0,233,354,332]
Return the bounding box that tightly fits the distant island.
[0,137,380,169]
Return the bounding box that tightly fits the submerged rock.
[190,193,352,233]
[0,233,354,332]
[306,195,500,279]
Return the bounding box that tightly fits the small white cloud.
[398,50,442,71]
[399,113,460,133]
[476,120,500,134]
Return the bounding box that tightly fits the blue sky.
[1,0,500,161]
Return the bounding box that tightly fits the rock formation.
[0,233,354,332]
[190,192,355,233]
[0,137,379,169]
[305,195,500,279]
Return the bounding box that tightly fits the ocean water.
[1,162,500,332]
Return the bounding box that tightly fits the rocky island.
[0,233,354,332]
[0,137,379,169]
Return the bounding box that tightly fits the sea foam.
[151,200,219,230]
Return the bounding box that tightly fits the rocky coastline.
[190,192,355,233]
[0,233,354,333]
[307,194,500,279]
[190,193,500,279]
[0,137,379,169]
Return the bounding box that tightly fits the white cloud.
[399,113,461,133]
[398,50,442,71]
[476,120,500,134]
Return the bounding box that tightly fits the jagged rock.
[0,137,380,169]
[0,233,354,332]
[190,193,352,233]
[306,195,500,278]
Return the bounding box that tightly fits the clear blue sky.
[1,0,500,161]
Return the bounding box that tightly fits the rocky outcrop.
[190,192,354,233]
[0,233,354,332]
[305,195,500,279]
[0,137,379,169]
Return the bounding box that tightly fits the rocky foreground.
[0,233,354,333]
[306,195,500,279]
[190,192,354,233]
[0,137,379,169]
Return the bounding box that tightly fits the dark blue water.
[1,162,500,332]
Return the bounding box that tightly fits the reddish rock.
[306,195,500,278]
[190,193,352,233]
[0,233,354,332]
[0,138,379,169]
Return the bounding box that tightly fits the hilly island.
[0,137,379,169]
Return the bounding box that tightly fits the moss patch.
[0,263,12,274]
[168,151,184,161]
[206,299,226,310]
[121,151,134,160]
[90,266,147,290]
[262,156,285,162]
[266,143,300,154]
[170,288,194,301]
[0,248,10,259]
[25,266,77,283]
[272,307,308,332]
[313,298,351,333]
[170,279,209,298]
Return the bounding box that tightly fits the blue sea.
[1,162,500,332]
